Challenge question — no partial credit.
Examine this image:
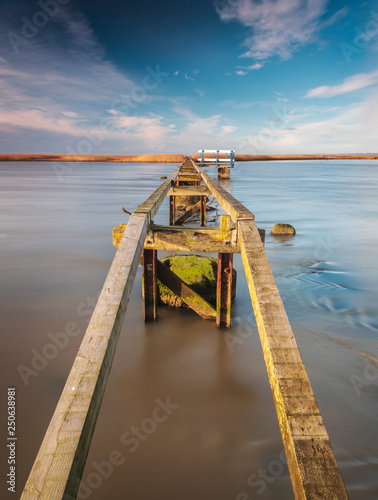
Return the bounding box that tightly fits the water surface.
[1,160,377,499]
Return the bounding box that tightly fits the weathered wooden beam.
[113,223,265,253]
[174,200,201,225]
[238,218,348,500]
[167,186,210,196]
[177,174,201,183]
[21,213,148,500]
[134,166,180,221]
[200,196,207,227]
[113,223,243,253]
[157,260,216,320]
[216,253,233,328]
[192,161,254,222]
[143,249,158,321]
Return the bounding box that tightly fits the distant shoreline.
[0,153,187,163]
[0,153,377,162]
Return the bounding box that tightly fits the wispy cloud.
[0,3,181,153]
[305,70,378,98]
[215,0,347,64]
[245,93,378,153]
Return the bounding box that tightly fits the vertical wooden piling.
[143,249,158,321]
[216,253,233,328]
[200,196,207,226]
[169,195,176,225]
[218,167,230,179]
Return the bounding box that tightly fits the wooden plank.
[174,200,201,225]
[21,213,148,500]
[216,253,233,328]
[157,260,216,320]
[167,186,210,196]
[134,166,180,221]
[238,218,348,500]
[192,161,254,222]
[143,249,158,321]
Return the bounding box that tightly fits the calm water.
[1,161,378,499]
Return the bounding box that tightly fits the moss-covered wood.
[158,254,236,308]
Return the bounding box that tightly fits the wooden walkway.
[21,158,348,499]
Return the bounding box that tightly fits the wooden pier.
[21,158,348,499]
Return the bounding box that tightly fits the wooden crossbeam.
[174,200,201,225]
[157,260,216,320]
[167,186,210,196]
[113,224,244,253]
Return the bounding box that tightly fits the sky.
[0,0,377,154]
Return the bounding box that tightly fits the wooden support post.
[169,195,176,225]
[143,249,158,321]
[216,253,233,328]
[218,167,230,179]
[200,196,207,226]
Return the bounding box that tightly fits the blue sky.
[0,0,377,154]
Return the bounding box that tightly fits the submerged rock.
[270,223,296,236]
[158,254,237,307]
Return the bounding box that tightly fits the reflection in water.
[1,161,378,499]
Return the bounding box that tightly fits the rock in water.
[270,223,296,236]
[158,254,237,307]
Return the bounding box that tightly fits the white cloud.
[305,70,378,98]
[241,94,378,154]
[0,4,176,152]
[248,63,263,70]
[235,70,247,76]
[221,125,238,134]
[215,0,346,62]
[185,73,194,81]
[112,115,176,149]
